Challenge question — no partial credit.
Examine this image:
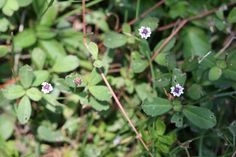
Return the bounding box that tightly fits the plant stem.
[157,2,236,31]
[80,113,94,156]
[99,70,152,155]
[151,20,188,61]
[135,0,141,19]
[81,0,152,155]
[56,0,104,22]
[117,0,165,32]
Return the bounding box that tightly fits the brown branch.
[215,33,236,57]
[128,0,165,26]
[157,21,179,31]
[81,0,152,155]
[157,2,235,31]
[98,0,165,49]
[0,77,19,89]
[151,20,188,61]
[117,0,165,32]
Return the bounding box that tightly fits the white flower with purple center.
[170,84,184,97]
[138,26,151,39]
[41,82,53,94]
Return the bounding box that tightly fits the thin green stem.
[135,0,141,19]
[213,91,236,98]
[124,9,128,23]
[56,0,104,22]
[198,135,204,157]
[144,49,156,89]
[80,113,94,156]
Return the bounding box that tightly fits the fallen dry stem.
[81,0,152,156]
[152,2,235,61]
[151,19,188,61]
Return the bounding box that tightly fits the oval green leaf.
[183,105,216,129]
[89,85,112,102]
[142,97,172,117]
[26,87,42,101]
[104,31,127,49]
[2,85,25,100]
[52,55,79,73]
[208,66,222,81]
[16,96,32,124]
[87,42,98,60]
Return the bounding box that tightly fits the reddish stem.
[157,2,235,31]
[81,0,152,155]
[117,0,165,32]
[151,20,188,61]
[0,77,19,89]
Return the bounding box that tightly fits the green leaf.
[131,51,148,73]
[224,52,236,80]
[93,60,103,68]
[155,72,171,88]
[36,25,57,39]
[19,65,34,88]
[87,42,98,60]
[158,132,176,146]
[43,94,63,107]
[32,70,49,86]
[85,68,102,86]
[16,0,32,7]
[183,105,216,129]
[89,97,109,111]
[104,31,127,49]
[135,83,156,101]
[182,27,211,58]
[31,48,46,70]
[2,85,25,100]
[156,119,166,135]
[2,0,19,16]
[39,40,66,62]
[155,53,176,69]
[89,85,112,102]
[142,97,172,117]
[169,1,187,18]
[0,0,6,9]
[171,113,183,128]
[187,84,203,100]
[14,29,36,51]
[37,125,64,142]
[32,0,48,17]
[227,7,236,23]
[0,45,9,57]
[16,96,32,124]
[0,114,15,140]
[172,68,186,86]
[122,23,131,34]
[139,17,159,31]
[40,3,57,26]
[223,69,236,81]
[26,87,42,101]
[86,11,109,32]
[208,66,222,81]
[0,18,9,32]
[52,55,79,73]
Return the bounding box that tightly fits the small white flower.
[170,84,184,97]
[138,26,151,39]
[41,82,53,94]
